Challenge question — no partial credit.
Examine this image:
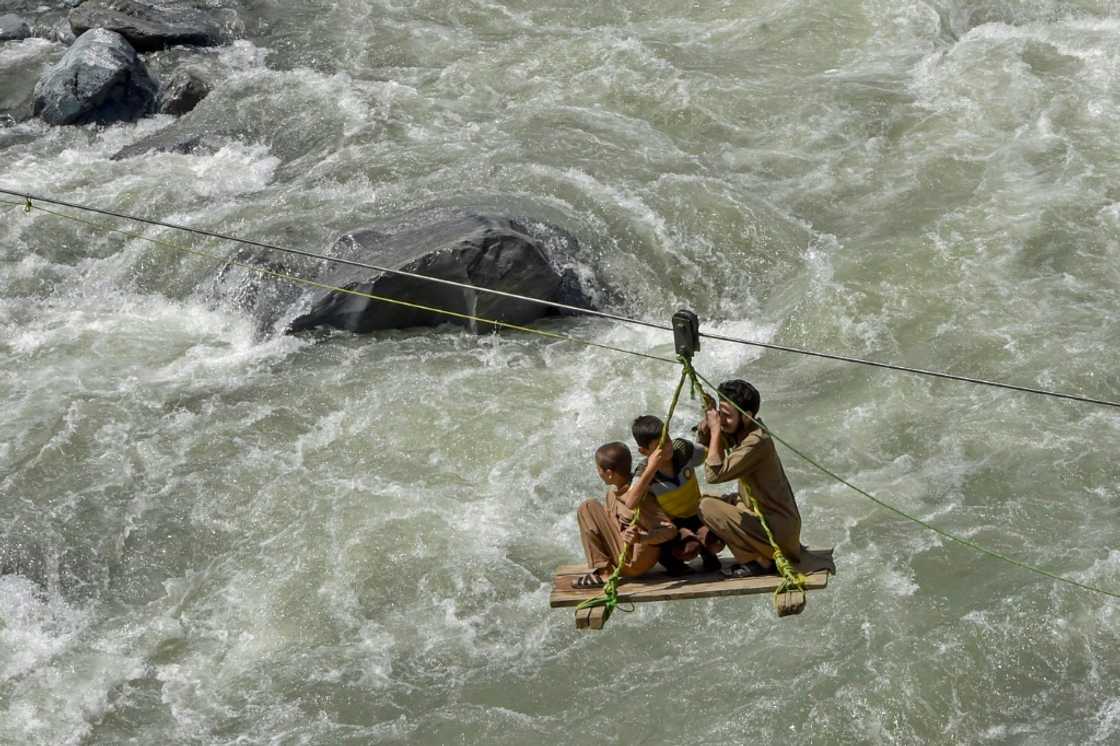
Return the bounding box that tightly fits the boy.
[631,415,725,574]
[698,379,802,578]
[573,441,679,588]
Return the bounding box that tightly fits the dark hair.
[630,415,664,450]
[717,379,761,418]
[595,442,632,476]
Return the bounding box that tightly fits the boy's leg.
[677,514,723,571]
[576,499,621,578]
[658,541,693,576]
[657,516,699,575]
[697,497,771,566]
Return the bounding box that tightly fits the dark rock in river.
[45,15,76,44]
[33,28,158,125]
[158,68,209,115]
[286,215,595,334]
[111,129,209,159]
[69,0,229,52]
[0,13,31,40]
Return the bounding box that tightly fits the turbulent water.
[3,1,1120,743]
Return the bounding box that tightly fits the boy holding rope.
[697,379,804,578]
[572,441,679,588]
[630,415,725,574]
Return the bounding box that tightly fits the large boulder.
[69,0,228,52]
[32,28,158,125]
[287,215,591,334]
[0,13,31,40]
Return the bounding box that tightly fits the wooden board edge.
[549,568,830,608]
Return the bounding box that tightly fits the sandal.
[573,571,607,589]
[720,561,772,579]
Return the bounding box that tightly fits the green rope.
[12,198,676,366]
[10,197,1120,605]
[742,490,809,603]
[690,364,807,608]
[692,368,1120,602]
[576,357,695,622]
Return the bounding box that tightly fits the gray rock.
[32,28,158,125]
[286,215,580,334]
[69,0,227,52]
[158,67,208,115]
[0,12,31,40]
[110,130,207,159]
[47,16,75,43]
[25,9,73,44]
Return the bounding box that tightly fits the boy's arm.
[622,521,678,546]
[621,443,671,510]
[704,414,768,484]
[705,439,767,483]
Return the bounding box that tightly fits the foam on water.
[3,0,1120,743]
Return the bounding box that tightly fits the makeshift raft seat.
[551,547,836,630]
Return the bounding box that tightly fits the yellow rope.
[743,491,809,601]
[575,360,691,623]
[691,368,1120,604]
[8,197,1120,607]
[5,199,676,365]
[692,365,808,610]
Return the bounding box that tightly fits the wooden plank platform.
[550,547,835,608]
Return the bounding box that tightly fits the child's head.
[630,415,664,455]
[716,379,761,438]
[594,441,632,486]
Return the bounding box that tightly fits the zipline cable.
[691,367,1120,602]
[5,197,1118,602]
[4,188,1119,411]
[0,198,675,365]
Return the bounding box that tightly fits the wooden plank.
[550,547,836,609]
[775,588,807,617]
[550,569,828,607]
[575,605,607,630]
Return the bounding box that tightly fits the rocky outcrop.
[0,13,31,41]
[285,215,596,334]
[32,28,158,125]
[44,16,76,44]
[69,0,229,52]
[158,68,208,115]
[110,130,209,159]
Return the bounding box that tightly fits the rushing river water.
[3,1,1120,743]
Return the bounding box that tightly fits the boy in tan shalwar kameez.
[697,379,802,578]
[573,441,680,588]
